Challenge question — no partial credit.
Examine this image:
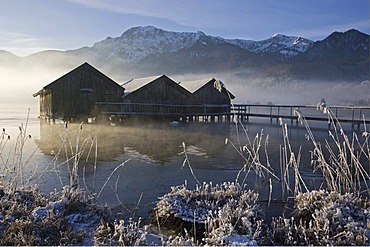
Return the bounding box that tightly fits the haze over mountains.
[0,26,369,105]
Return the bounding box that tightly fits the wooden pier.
[95,102,370,129]
[232,104,370,129]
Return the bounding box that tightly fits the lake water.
[0,104,369,222]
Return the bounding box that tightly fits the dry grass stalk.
[294,104,370,195]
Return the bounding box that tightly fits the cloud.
[0,31,32,40]
[0,16,29,30]
[64,0,222,31]
[66,0,170,19]
[0,30,41,47]
[0,31,45,56]
[9,38,40,44]
[0,46,63,57]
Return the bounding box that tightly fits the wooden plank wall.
[45,66,123,119]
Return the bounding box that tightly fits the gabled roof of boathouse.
[121,75,163,96]
[121,74,194,98]
[178,78,207,93]
[33,62,123,97]
[179,78,235,99]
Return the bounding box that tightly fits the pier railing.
[96,102,231,116]
[231,104,370,128]
[95,102,370,127]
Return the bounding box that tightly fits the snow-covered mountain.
[76,26,207,63]
[72,26,313,63]
[257,29,369,83]
[224,34,313,58]
[1,26,368,83]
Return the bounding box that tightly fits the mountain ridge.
[257,28,369,84]
[68,25,315,63]
[2,25,315,60]
[1,26,368,83]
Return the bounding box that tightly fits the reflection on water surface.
[37,122,231,163]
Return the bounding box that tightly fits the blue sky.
[1,0,369,56]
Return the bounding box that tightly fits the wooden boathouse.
[33,63,235,121]
[33,62,124,120]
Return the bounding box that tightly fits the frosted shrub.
[59,185,92,206]
[151,182,266,245]
[204,191,265,245]
[94,217,149,246]
[166,231,196,246]
[269,217,311,245]
[154,182,243,225]
[270,190,370,245]
[0,188,87,245]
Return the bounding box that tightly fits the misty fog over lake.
[1,62,369,107]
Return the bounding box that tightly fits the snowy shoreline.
[0,183,368,245]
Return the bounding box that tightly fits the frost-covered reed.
[0,109,38,191]
[295,103,370,195]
